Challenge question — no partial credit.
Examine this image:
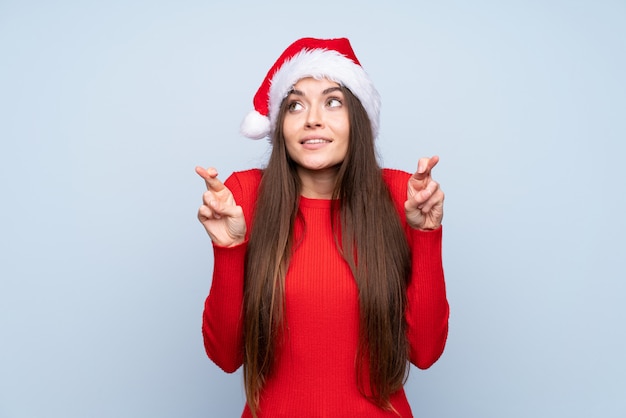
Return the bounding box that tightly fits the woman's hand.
[405,156,445,230]
[195,166,246,247]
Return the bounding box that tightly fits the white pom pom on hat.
[240,109,271,140]
[240,37,381,140]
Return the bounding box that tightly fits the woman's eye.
[327,98,342,108]
[288,101,303,111]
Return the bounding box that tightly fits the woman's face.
[282,77,350,174]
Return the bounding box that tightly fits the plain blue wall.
[1,1,624,417]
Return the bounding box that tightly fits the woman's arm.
[405,227,449,369]
[197,170,260,372]
[383,165,449,369]
[202,242,247,373]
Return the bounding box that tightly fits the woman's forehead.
[290,77,342,93]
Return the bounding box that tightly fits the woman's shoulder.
[382,168,410,202]
[382,167,411,181]
[225,169,263,224]
[228,168,263,180]
[224,168,263,193]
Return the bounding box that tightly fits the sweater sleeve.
[382,168,449,369]
[201,170,261,373]
[405,226,449,369]
[202,243,247,373]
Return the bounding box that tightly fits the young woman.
[195,37,449,418]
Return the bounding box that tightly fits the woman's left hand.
[405,156,445,230]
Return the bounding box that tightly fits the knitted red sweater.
[202,168,449,418]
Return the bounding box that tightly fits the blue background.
[1,1,625,417]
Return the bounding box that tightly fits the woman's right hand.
[195,166,246,247]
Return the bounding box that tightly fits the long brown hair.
[243,86,411,416]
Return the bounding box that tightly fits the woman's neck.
[297,166,339,199]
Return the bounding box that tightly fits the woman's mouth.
[301,138,331,145]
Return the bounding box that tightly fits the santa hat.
[240,37,381,140]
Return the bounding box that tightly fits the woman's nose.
[305,105,323,128]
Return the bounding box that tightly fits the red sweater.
[202,168,449,418]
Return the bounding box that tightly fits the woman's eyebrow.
[288,88,304,96]
[322,86,342,95]
[287,86,342,97]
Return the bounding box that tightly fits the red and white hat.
[240,37,381,140]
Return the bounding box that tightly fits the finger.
[411,181,440,208]
[195,165,212,179]
[198,204,216,221]
[202,189,216,204]
[414,156,440,180]
[418,189,444,213]
[195,166,226,192]
[426,155,440,172]
[201,192,226,220]
[202,189,231,214]
[208,198,243,220]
